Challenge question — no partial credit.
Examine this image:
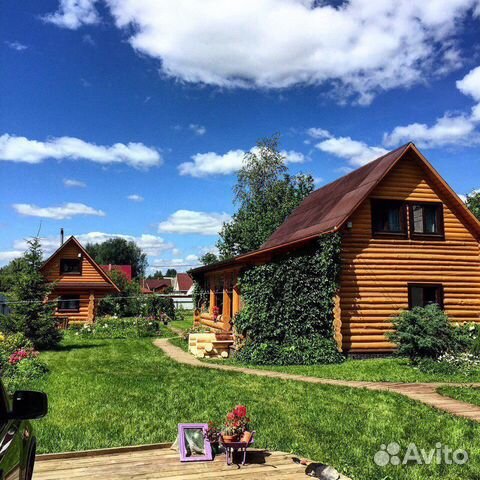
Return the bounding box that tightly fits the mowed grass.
[22,336,480,480]
[439,386,480,407]
[171,309,194,332]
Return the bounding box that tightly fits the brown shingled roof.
[261,143,411,250]
[190,142,480,276]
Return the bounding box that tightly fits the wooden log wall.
[339,156,480,352]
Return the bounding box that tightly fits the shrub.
[142,296,175,321]
[452,323,480,356]
[388,305,456,362]
[236,336,344,366]
[2,357,48,394]
[73,316,168,339]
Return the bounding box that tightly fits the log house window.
[409,203,444,239]
[371,200,407,237]
[408,284,443,309]
[60,258,82,275]
[58,295,80,312]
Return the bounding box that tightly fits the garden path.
[154,338,480,422]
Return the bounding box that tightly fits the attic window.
[371,200,407,237]
[60,258,82,275]
[410,203,444,238]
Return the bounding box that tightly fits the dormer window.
[410,203,444,239]
[60,258,82,275]
[371,200,407,237]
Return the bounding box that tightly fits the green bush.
[236,335,344,365]
[73,316,169,339]
[452,322,480,356]
[388,305,456,362]
[3,357,48,394]
[234,234,342,365]
[142,296,175,321]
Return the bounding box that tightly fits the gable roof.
[100,264,133,282]
[41,236,121,292]
[191,143,480,275]
[176,273,193,291]
[144,278,172,291]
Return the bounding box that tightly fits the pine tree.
[8,238,62,349]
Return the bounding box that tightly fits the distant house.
[172,273,193,294]
[142,278,172,294]
[190,143,480,353]
[100,264,133,281]
[41,236,120,323]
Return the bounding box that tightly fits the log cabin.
[41,236,120,324]
[189,143,480,354]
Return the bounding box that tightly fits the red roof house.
[100,264,133,282]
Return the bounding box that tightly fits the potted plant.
[220,405,252,443]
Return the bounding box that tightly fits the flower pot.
[241,431,252,443]
[222,435,238,443]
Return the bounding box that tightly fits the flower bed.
[71,316,172,339]
[0,332,48,393]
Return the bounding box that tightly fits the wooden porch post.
[333,293,343,352]
[232,271,240,316]
[209,275,215,315]
[223,274,231,322]
[87,292,95,322]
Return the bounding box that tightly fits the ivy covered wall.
[234,233,344,365]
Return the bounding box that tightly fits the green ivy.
[235,233,343,365]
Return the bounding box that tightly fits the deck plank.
[34,446,310,479]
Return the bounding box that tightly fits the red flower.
[234,405,247,418]
[226,412,235,421]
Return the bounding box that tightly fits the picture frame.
[178,423,213,462]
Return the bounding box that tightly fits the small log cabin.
[41,236,120,323]
[190,143,480,353]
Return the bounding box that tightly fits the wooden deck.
[34,444,311,479]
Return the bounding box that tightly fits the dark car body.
[0,383,47,480]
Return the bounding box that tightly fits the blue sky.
[1,0,480,272]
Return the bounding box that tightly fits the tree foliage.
[217,135,314,258]
[0,258,26,293]
[148,270,164,279]
[466,190,480,220]
[199,252,219,265]
[165,268,177,277]
[85,238,147,278]
[235,234,343,365]
[6,238,62,349]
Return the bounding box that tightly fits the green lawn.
[172,334,480,383]
[20,336,480,480]
[438,386,480,406]
[171,309,194,332]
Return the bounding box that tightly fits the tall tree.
[86,238,147,278]
[8,238,62,349]
[199,252,219,265]
[466,190,480,220]
[165,268,177,277]
[217,135,314,258]
[147,270,164,279]
[0,257,26,293]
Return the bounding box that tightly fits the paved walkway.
[154,338,480,422]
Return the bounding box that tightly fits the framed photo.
[178,423,213,462]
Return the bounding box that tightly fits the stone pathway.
[154,338,480,422]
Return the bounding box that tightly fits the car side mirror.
[10,391,48,420]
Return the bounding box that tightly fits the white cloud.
[5,41,28,51]
[0,251,23,262]
[12,232,173,259]
[45,0,480,103]
[189,124,207,136]
[127,194,144,202]
[384,65,480,148]
[42,0,99,29]
[178,147,305,177]
[63,178,86,188]
[0,134,162,169]
[307,128,332,139]
[12,203,105,220]
[158,210,230,235]
[316,136,388,167]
